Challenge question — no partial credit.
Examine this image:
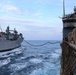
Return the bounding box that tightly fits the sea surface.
[0,40,62,75]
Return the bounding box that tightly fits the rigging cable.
[24,40,60,47]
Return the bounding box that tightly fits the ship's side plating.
[0,37,23,52]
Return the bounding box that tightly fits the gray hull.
[0,37,23,52]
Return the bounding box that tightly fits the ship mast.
[63,0,65,17]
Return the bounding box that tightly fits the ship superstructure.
[0,26,24,52]
[62,6,76,40]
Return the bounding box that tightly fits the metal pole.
[0,26,2,32]
[63,0,65,17]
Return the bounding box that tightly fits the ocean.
[0,40,61,75]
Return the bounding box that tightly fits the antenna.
[63,0,65,17]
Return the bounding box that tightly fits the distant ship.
[0,26,24,52]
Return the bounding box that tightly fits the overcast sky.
[0,0,75,40]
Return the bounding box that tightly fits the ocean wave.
[0,48,22,59]
[0,40,61,75]
[29,62,60,75]
[9,63,27,72]
[0,58,10,67]
[29,58,43,64]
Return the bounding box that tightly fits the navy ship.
[0,26,24,52]
[61,2,76,75]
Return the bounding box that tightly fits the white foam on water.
[51,53,60,58]
[51,49,61,59]
[29,58,43,64]
[29,68,47,75]
[54,49,62,54]
[17,56,26,60]
[30,62,60,75]
[0,53,15,58]
[9,62,27,71]
[0,58,10,67]
[0,48,22,58]
[14,50,22,55]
